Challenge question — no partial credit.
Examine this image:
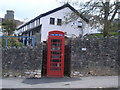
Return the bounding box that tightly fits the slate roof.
[17,3,89,30]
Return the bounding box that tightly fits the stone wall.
[71,36,119,76]
[1,36,119,77]
[2,45,42,77]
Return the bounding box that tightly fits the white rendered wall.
[40,7,88,42]
[40,7,101,42]
[16,7,102,40]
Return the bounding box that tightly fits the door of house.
[47,30,64,77]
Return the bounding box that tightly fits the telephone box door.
[47,31,64,77]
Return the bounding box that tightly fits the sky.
[0,0,93,22]
[0,0,62,21]
[0,0,118,22]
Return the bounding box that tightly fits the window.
[52,39,61,43]
[51,59,61,62]
[57,19,62,25]
[50,18,55,25]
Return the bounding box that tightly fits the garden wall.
[2,44,42,77]
[71,36,119,76]
[2,36,119,77]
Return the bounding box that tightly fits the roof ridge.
[17,3,89,29]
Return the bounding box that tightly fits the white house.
[16,3,100,42]
[0,18,3,36]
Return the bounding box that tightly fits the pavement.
[0,76,119,88]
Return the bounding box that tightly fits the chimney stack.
[5,10,14,20]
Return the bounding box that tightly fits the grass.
[109,32,119,36]
[85,33,103,38]
[85,32,119,39]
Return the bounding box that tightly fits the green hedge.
[1,37,24,48]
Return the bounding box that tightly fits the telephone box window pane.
[52,39,61,43]
[51,59,61,62]
[51,63,57,66]
[50,18,55,25]
[51,55,61,58]
[50,63,61,67]
[52,43,61,47]
[51,51,61,54]
[51,47,61,51]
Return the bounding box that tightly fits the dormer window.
[50,17,55,25]
[57,19,62,26]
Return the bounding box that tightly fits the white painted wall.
[0,23,3,36]
[16,6,102,41]
[40,7,89,42]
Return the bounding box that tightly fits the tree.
[2,19,16,35]
[58,0,120,37]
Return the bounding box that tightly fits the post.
[32,37,36,47]
[22,36,25,46]
[6,37,8,47]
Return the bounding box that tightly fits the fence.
[0,36,36,47]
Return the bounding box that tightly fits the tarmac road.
[0,76,119,88]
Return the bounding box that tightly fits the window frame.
[50,17,55,25]
[57,18,62,26]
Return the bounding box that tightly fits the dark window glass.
[52,39,61,42]
[51,51,61,54]
[51,63,57,66]
[51,59,61,62]
[50,18,55,25]
[52,43,61,47]
[51,55,61,59]
[57,19,62,25]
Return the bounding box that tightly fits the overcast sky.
[0,0,91,21]
[0,0,63,21]
[0,0,118,22]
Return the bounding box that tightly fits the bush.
[1,37,24,48]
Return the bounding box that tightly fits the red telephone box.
[47,30,65,77]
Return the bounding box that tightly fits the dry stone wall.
[2,45,42,77]
[70,36,119,76]
[2,36,119,77]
